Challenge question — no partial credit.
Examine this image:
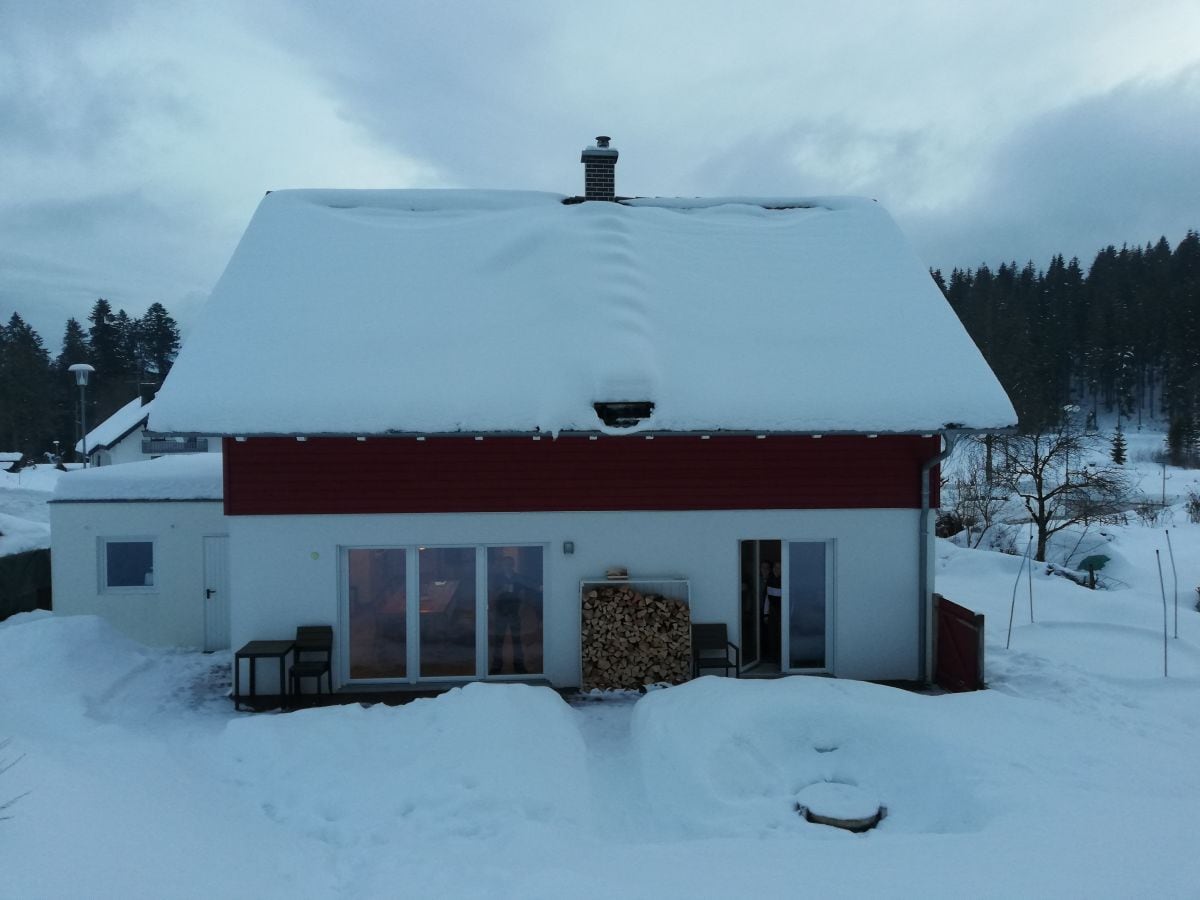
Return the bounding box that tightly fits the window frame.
[98,536,158,594]
[339,541,548,685]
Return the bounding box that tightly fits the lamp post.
[68,364,96,468]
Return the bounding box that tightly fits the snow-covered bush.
[1186,490,1200,524]
[1133,500,1171,527]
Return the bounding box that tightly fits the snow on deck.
[152,190,1016,436]
[52,453,223,501]
[76,396,149,453]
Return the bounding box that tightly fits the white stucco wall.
[102,431,150,466]
[227,508,928,691]
[49,500,227,648]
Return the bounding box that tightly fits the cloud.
[902,66,1200,272]
[3,0,1200,343]
[0,2,443,342]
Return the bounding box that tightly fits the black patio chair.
[691,623,740,678]
[289,625,333,706]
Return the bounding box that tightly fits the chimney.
[581,135,618,201]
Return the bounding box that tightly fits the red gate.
[934,594,985,692]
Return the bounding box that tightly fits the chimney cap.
[581,136,618,162]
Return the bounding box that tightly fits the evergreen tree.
[54,318,91,457]
[138,302,181,382]
[86,299,137,421]
[56,318,90,370]
[86,299,120,373]
[0,313,54,454]
[1167,414,1197,465]
[112,309,140,378]
[1110,424,1127,465]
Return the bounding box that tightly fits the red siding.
[224,435,941,516]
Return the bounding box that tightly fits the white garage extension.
[49,454,230,650]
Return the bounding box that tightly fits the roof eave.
[154,425,1018,440]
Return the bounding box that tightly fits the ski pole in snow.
[1006,537,1032,649]
[1027,536,1035,624]
[1165,529,1178,639]
[1156,550,1168,678]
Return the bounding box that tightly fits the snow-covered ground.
[0,464,64,556]
[4,428,1200,897]
[4,526,1200,896]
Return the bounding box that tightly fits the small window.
[102,540,155,590]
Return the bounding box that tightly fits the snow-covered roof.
[76,396,150,453]
[152,189,1016,436]
[52,453,223,502]
[0,452,22,464]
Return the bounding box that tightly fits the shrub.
[1187,490,1200,525]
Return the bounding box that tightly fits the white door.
[202,535,231,651]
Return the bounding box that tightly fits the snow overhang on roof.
[51,454,224,502]
[151,189,1017,437]
[76,396,150,453]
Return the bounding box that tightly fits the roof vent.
[594,400,654,429]
[581,136,619,201]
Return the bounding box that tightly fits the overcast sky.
[2,0,1199,345]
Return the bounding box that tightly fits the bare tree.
[996,424,1132,562]
[949,438,1009,548]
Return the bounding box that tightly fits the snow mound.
[631,676,980,837]
[0,510,50,555]
[218,682,590,848]
[0,614,152,736]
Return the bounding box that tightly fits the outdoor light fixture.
[563,541,575,555]
[68,363,96,468]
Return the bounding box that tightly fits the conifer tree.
[138,302,181,382]
[0,313,54,454]
[1110,424,1127,465]
[87,299,137,420]
[53,318,91,454]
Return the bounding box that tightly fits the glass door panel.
[787,541,827,670]
[487,546,544,676]
[419,547,477,677]
[348,548,408,679]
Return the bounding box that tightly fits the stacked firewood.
[581,584,692,690]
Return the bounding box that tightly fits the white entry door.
[202,535,231,651]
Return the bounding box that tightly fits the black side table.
[234,640,295,711]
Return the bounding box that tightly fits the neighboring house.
[0,452,22,473]
[49,454,229,650]
[75,396,218,467]
[137,139,1016,693]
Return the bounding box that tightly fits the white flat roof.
[152,190,1016,436]
[52,453,223,502]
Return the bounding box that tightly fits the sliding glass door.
[344,544,544,683]
[739,538,832,673]
[347,548,408,679]
[418,547,477,677]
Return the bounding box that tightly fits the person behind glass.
[491,555,531,675]
[763,561,783,663]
